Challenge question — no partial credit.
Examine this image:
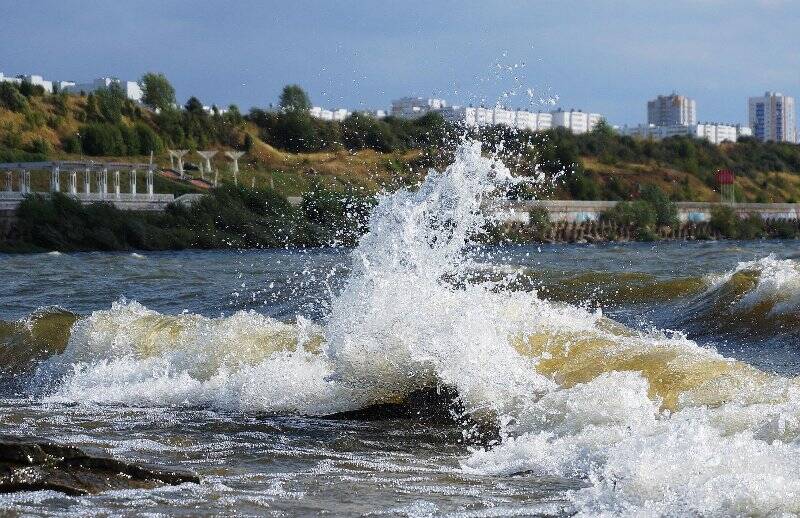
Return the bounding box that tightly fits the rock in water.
[0,438,199,495]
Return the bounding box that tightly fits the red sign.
[716,169,735,185]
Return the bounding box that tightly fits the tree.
[341,113,398,152]
[272,111,320,152]
[80,123,126,156]
[94,83,126,123]
[640,184,678,227]
[134,122,164,154]
[141,73,176,111]
[0,82,28,111]
[279,85,311,112]
[184,96,204,114]
[590,118,614,138]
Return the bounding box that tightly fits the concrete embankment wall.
[492,200,800,224]
[502,218,800,243]
[0,192,175,213]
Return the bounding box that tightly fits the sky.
[1,0,799,126]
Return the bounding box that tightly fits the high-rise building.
[647,93,696,126]
[748,92,797,143]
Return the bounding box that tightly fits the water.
[3,143,800,516]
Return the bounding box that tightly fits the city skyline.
[1,1,799,126]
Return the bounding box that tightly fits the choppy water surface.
[3,143,800,516]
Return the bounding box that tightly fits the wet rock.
[0,438,199,495]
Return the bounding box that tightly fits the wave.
[21,141,800,515]
[0,307,78,377]
[669,255,800,342]
[708,254,800,316]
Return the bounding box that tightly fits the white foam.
[708,254,800,315]
[38,141,800,515]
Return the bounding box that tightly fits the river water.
[3,143,800,516]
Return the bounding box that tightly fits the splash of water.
[32,140,800,515]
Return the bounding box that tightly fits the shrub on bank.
[603,200,656,229]
[709,205,738,238]
[3,185,377,253]
[708,206,800,239]
[301,183,375,246]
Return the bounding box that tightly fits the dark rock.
[0,438,199,495]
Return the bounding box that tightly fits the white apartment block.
[65,77,143,102]
[551,109,603,134]
[56,80,75,91]
[391,97,448,118]
[695,123,737,144]
[330,108,350,121]
[514,110,552,131]
[441,105,596,133]
[309,106,351,121]
[748,91,797,143]
[647,93,696,126]
[622,123,751,144]
[0,72,54,92]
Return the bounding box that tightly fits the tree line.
[3,183,374,253]
[4,74,800,203]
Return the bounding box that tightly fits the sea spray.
[30,140,800,515]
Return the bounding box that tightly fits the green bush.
[603,200,656,229]
[5,186,330,252]
[80,123,126,156]
[709,205,738,238]
[772,219,799,239]
[341,113,399,152]
[737,213,766,239]
[640,184,678,227]
[134,122,164,155]
[528,206,551,238]
[301,183,375,246]
[0,82,28,111]
[28,137,50,155]
[61,135,81,154]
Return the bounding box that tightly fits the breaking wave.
[20,141,800,515]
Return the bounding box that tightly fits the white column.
[23,171,31,193]
[84,168,91,195]
[97,168,108,198]
[69,171,77,195]
[173,150,188,179]
[197,151,217,181]
[225,151,245,186]
[5,171,12,192]
[130,169,137,195]
[147,167,154,198]
[114,170,121,198]
[50,165,60,192]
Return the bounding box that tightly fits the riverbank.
[4,191,800,252]
[0,185,372,253]
[499,217,800,244]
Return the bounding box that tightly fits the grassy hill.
[3,81,800,203]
